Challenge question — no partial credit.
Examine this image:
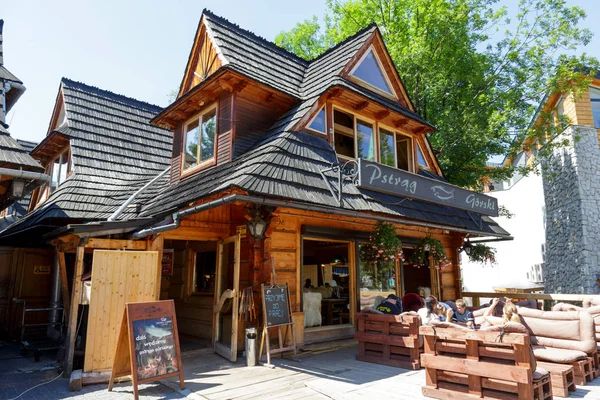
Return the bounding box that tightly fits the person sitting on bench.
[452,299,474,328]
[376,294,403,314]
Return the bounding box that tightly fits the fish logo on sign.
[431,185,455,201]
[145,325,172,338]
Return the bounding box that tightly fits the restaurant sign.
[357,159,498,217]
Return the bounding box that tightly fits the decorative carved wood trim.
[375,110,390,120]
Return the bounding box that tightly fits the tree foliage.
[275,0,598,187]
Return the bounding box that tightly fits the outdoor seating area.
[353,293,600,399]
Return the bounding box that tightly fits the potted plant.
[360,222,403,290]
[412,235,452,270]
[466,243,497,266]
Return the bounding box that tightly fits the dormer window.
[379,127,413,172]
[350,48,395,97]
[49,148,71,194]
[308,107,326,134]
[334,109,375,161]
[183,105,217,172]
[591,86,600,128]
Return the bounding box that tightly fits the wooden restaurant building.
[0,10,510,373]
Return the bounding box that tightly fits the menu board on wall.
[161,249,174,276]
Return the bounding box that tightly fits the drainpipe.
[107,166,171,222]
[132,194,513,240]
[47,251,62,340]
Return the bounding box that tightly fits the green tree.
[275,0,598,187]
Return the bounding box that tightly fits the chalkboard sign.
[262,284,291,327]
[109,300,184,400]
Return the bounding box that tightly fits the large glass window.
[358,243,396,311]
[183,106,217,171]
[351,49,394,96]
[591,87,600,128]
[356,120,375,161]
[379,128,396,167]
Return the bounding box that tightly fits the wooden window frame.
[185,246,218,298]
[333,105,377,162]
[378,123,415,173]
[306,106,328,135]
[348,46,398,101]
[180,103,219,178]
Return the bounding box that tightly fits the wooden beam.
[264,92,274,103]
[233,80,248,92]
[52,234,81,253]
[65,246,84,376]
[84,238,148,250]
[394,118,409,128]
[327,88,343,99]
[220,78,234,92]
[353,101,369,111]
[149,235,164,300]
[413,126,427,134]
[172,111,187,121]
[375,110,390,120]
[57,251,70,319]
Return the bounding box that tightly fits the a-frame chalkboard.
[259,283,296,366]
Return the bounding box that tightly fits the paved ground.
[5,340,600,399]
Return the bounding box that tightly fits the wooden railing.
[462,291,600,309]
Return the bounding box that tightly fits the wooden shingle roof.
[140,128,508,237]
[0,78,172,237]
[0,123,44,171]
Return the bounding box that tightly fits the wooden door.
[213,234,240,362]
[84,250,159,373]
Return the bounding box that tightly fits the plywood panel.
[84,250,159,373]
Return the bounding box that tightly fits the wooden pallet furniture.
[355,312,422,369]
[570,357,594,385]
[420,325,552,400]
[536,362,575,397]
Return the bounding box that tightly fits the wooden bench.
[571,357,594,385]
[420,325,552,400]
[355,312,422,369]
[536,362,575,397]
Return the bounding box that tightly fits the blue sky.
[3,0,599,143]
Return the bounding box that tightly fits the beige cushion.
[533,345,588,363]
[533,367,549,381]
[480,322,528,334]
[518,307,597,355]
[583,296,600,309]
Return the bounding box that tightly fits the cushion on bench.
[533,367,550,382]
[533,345,588,363]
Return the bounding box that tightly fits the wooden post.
[64,246,84,376]
[149,235,164,300]
[57,251,70,319]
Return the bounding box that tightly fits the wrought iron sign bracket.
[319,160,359,208]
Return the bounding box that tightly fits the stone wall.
[541,126,600,293]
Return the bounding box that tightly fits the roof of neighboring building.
[16,139,37,153]
[140,129,508,237]
[0,123,44,171]
[0,78,173,239]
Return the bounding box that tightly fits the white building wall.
[461,171,546,293]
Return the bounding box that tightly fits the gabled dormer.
[154,10,443,186]
[29,88,72,209]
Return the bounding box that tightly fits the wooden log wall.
[263,208,465,313]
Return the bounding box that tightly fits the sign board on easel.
[258,257,297,366]
[108,300,184,399]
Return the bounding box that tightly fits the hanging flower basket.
[467,243,497,265]
[360,222,403,290]
[411,235,452,270]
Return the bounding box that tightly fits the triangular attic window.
[308,107,326,133]
[417,145,428,167]
[351,49,394,96]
